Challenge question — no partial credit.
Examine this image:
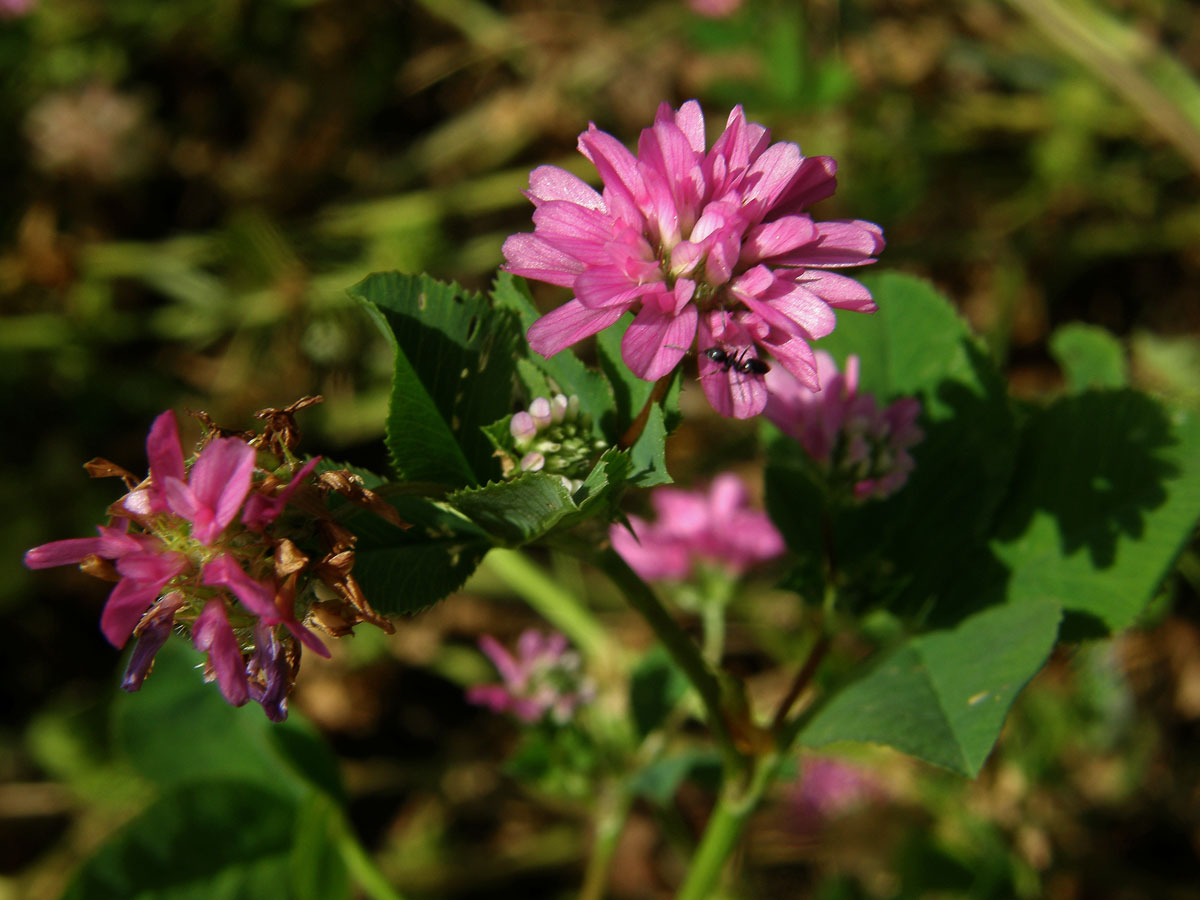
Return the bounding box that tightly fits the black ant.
[702,347,770,376]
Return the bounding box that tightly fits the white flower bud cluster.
[505,394,604,492]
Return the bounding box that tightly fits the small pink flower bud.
[510,411,538,446]
[550,394,569,423]
[520,451,546,473]
[529,397,553,430]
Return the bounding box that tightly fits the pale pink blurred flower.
[503,100,883,419]
[0,0,34,18]
[687,0,743,18]
[467,630,594,724]
[766,352,923,501]
[610,473,785,581]
[790,757,885,834]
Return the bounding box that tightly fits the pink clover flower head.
[790,756,885,834]
[766,352,923,501]
[23,400,382,721]
[503,100,883,419]
[610,473,785,581]
[467,630,594,724]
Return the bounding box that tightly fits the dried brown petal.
[79,554,120,582]
[319,520,358,553]
[317,469,411,530]
[84,457,139,488]
[314,563,394,634]
[274,538,309,577]
[309,601,355,637]
[187,409,254,444]
[254,395,323,454]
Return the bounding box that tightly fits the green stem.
[674,756,779,900]
[697,567,737,666]
[583,545,742,769]
[484,548,615,663]
[578,783,635,900]
[329,807,409,900]
[701,597,725,666]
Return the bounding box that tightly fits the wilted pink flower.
[503,100,883,419]
[467,630,594,724]
[610,473,785,581]
[23,403,381,721]
[790,756,884,834]
[766,352,923,500]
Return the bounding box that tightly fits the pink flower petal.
[24,536,108,569]
[193,599,249,707]
[768,155,838,218]
[501,233,585,288]
[146,410,185,490]
[578,126,646,226]
[671,100,707,155]
[574,264,663,310]
[527,299,629,359]
[774,220,884,268]
[478,634,523,687]
[740,215,820,265]
[609,516,692,581]
[203,554,278,619]
[794,270,878,313]
[100,577,167,648]
[188,438,256,544]
[242,456,321,531]
[621,302,698,380]
[526,165,605,209]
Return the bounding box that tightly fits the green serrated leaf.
[1049,323,1129,392]
[60,782,303,900]
[114,641,341,799]
[447,473,576,546]
[350,271,520,486]
[629,646,690,739]
[491,272,614,439]
[989,393,1200,635]
[628,398,675,488]
[340,490,491,616]
[799,601,1062,776]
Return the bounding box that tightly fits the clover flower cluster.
[610,473,785,582]
[503,99,883,419]
[24,399,396,721]
[467,630,594,724]
[766,352,923,501]
[502,393,606,492]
